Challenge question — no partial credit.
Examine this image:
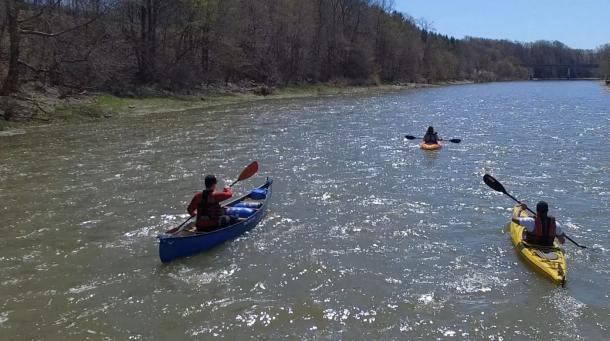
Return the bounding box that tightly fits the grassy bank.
[0,82,470,132]
[90,83,441,118]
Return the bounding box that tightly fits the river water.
[1,81,609,340]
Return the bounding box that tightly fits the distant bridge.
[523,64,600,80]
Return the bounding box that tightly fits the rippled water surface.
[1,81,609,339]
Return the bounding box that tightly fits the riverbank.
[0,81,473,134]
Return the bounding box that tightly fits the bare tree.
[1,0,605,95]
[1,0,102,95]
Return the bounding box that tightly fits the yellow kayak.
[419,142,442,150]
[509,205,567,285]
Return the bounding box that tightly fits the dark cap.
[204,175,217,188]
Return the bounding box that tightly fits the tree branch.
[20,14,101,38]
[17,1,56,24]
[18,59,49,73]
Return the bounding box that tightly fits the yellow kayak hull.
[509,205,567,285]
[419,142,442,150]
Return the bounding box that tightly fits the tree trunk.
[1,0,21,95]
[135,0,158,83]
[201,27,209,76]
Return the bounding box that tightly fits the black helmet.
[536,201,549,214]
[204,174,217,188]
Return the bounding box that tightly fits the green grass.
[97,95,130,112]
[52,103,106,121]
[6,83,420,127]
[91,84,410,118]
[98,95,200,111]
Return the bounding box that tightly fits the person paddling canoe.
[423,126,440,144]
[187,175,233,232]
[511,202,566,246]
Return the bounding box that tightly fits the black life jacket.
[196,189,223,224]
[423,132,438,144]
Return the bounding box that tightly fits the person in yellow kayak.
[511,202,566,246]
[187,175,233,232]
[423,126,440,144]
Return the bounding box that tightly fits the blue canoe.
[157,178,273,263]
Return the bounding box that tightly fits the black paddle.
[165,161,259,234]
[483,174,587,249]
[404,135,461,143]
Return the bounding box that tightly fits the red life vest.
[526,216,557,246]
[196,190,226,229]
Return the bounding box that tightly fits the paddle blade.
[236,161,259,182]
[483,174,507,194]
[449,138,461,143]
[165,216,194,234]
[404,135,416,140]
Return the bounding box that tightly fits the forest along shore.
[0,81,470,133]
[2,1,607,133]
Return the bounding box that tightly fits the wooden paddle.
[404,135,461,143]
[483,174,587,249]
[165,161,259,234]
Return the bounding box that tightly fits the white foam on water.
[170,264,240,286]
[122,225,157,239]
[0,311,8,325]
[564,221,582,230]
[385,277,403,284]
[323,308,351,323]
[451,272,500,294]
[68,283,98,294]
[440,328,456,337]
[0,129,26,137]
[548,290,587,339]
[188,326,220,337]
[418,293,434,305]
[393,229,425,238]
[79,220,102,228]
[235,308,275,327]
[591,244,607,253]
[353,308,377,323]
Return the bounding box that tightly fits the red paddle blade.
[237,161,258,182]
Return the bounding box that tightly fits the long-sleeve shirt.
[187,187,233,217]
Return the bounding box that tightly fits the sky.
[394,0,610,50]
